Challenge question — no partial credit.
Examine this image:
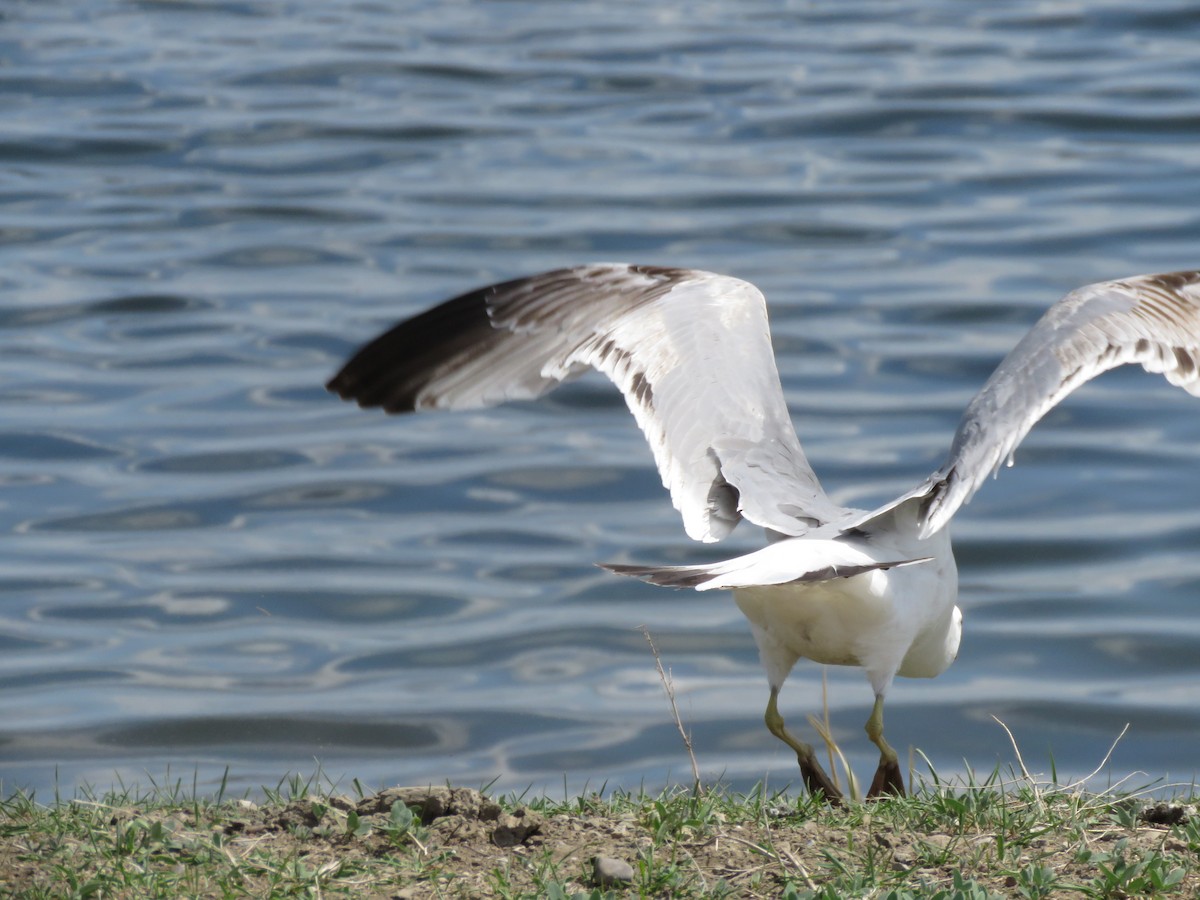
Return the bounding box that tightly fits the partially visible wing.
[602,539,931,591]
[328,263,846,542]
[855,270,1200,538]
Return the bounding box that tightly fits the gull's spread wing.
[328,263,845,542]
[861,270,1200,538]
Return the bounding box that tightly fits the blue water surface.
[4,0,1200,799]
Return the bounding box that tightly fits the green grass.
[2,765,1198,898]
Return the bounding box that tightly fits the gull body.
[328,264,1200,802]
[732,527,958,687]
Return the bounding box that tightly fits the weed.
[1014,863,1059,899]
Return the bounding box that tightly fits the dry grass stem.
[641,625,702,790]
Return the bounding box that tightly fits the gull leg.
[765,687,843,805]
[864,694,905,798]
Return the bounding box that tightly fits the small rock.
[592,856,635,887]
[491,809,542,847]
[479,799,504,821]
[443,788,483,820]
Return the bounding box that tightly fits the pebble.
[592,856,635,887]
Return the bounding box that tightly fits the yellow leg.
[864,694,905,798]
[765,687,843,805]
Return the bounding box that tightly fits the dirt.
[234,787,1197,897]
[4,784,1198,898]
[218,785,798,896]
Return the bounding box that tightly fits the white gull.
[327,264,1200,803]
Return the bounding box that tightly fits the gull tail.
[600,539,931,592]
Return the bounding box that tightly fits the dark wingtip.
[326,283,503,414]
[599,562,710,589]
[324,369,359,401]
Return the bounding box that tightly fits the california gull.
[327,264,1200,803]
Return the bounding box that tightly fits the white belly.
[734,572,889,669]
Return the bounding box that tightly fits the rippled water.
[4,0,1200,800]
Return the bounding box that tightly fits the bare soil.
[3,783,1197,898]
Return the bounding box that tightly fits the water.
[4,0,1200,800]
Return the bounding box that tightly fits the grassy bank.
[2,768,1198,899]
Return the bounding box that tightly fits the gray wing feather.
[865,271,1200,537]
[328,263,844,542]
